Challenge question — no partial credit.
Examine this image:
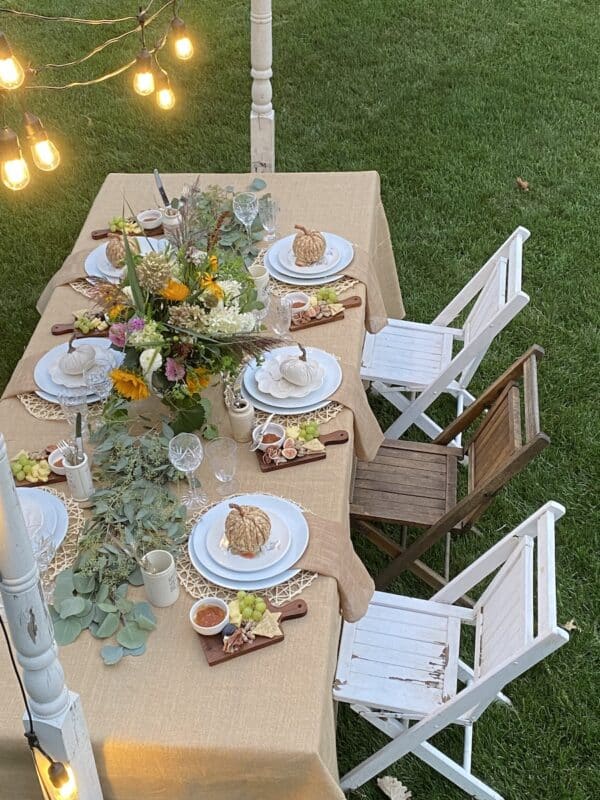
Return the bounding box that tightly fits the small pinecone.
[136,252,172,293]
[168,303,206,331]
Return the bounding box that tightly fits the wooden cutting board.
[51,322,109,339]
[91,226,164,239]
[198,598,308,666]
[290,295,362,332]
[255,430,348,472]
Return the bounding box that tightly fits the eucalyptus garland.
[50,399,187,665]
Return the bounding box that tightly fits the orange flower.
[161,279,190,302]
[110,368,150,401]
[185,367,211,395]
[200,273,224,301]
[108,304,126,321]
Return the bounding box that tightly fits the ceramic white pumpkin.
[58,338,96,376]
[279,345,320,387]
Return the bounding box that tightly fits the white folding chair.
[361,227,530,442]
[334,502,569,800]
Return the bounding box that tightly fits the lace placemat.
[44,487,86,580]
[177,496,318,605]
[18,393,103,422]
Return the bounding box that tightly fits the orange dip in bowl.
[194,604,226,628]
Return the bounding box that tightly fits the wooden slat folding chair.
[334,502,569,800]
[351,346,549,594]
[361,227,530,443]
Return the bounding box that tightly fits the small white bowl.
[285,291,311,314]
[138,209,163,231]
[48,448,66,476]
[252,422,286,452]
[189,597,229,636]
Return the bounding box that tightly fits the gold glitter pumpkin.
[225,503,271,556]
[106,233,140,268]
[292,224,326,267]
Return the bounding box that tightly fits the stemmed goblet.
[168,433,207,510]
[233,191,258,245]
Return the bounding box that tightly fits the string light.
[0,126,29,189]
[0,31,24,89]
[155,70,175,109]
[47,761,77,800]
[133,47,155,95]
[170,16,193,60]
[23,111,60,171]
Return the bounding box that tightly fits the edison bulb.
[174,36,193,61]
[133,68,154,96]
[56,767,77,800]
[1,156,30,190]
[32,137,60,171]
[157,85,175,110]
[0,54,24,89]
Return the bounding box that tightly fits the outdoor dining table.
[0,171,404,799]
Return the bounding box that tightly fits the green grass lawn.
[0,1,598,798]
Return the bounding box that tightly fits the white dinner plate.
[85,236,168,284]
[34,338,123,403]
[242,346,342,414]
[277,242,341,277]
[188,494,309,590]
[264,233,354,286]
[16,487,69,551]
[205,510,291,573]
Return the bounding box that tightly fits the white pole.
[250,0,275,172]
[0,434,103,799]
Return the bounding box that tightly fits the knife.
[153,169,170,207]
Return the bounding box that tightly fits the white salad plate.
[241,346,342,414]
[188,494,309,590]
[34,338,122,404]
[84,236,168,284]
[205,510,292,573]
[277,243,341,277]
[264,233,354,286]
[255,355,325,399]
[16,487,69,550]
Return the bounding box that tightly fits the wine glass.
[168,433,207,510]
[258,195,278,241]
[270,296,293,336]
[205,437,238,496]
[233,192,258,244]
[83,353,114,401]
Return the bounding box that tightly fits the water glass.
[233,191,258,242]
[168,432,207,510]
[83,353,114,401]
[270,296,293,336]
[205,437,238,496]
[258,195,278,241]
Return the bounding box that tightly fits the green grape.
[255,600,266,613]
[245,593,256,606]
[237,590,247,600]
[242,607,253,621]
[252,609,263,622]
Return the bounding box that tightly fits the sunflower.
[208,254,218,273]
[160,279,190,302]
[185,366,211,395]
[108,304,126,321]
[110,368,150,401]
[199,272,224,301]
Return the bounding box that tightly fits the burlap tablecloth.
[0,172,403,800]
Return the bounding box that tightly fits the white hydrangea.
[204,302,255,335]
[139,348,163,377]
[219,280,242,301]
[129,319,164,346]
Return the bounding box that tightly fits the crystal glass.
[205,437,238,496]
[58,389,89,439]
[258,195,278,241]
[83,353,114,401]
[270,296,293,336]
[233,191,258,243]
[168,433,207,510]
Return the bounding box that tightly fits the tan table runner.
[299,515,374,621]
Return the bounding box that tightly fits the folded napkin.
[330,362,384,462]
[343,248,388,334]
[297,514,374,622]
[2,353,40,399]
[37,248,92,313]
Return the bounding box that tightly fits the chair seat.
[334,592,465,719]
[351,439,461,528]
[360,319,461,390]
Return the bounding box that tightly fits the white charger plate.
[205,510,291,573]
[264,233,354,286]
[34,338,122,403]
[16,487,68,550]
[188,493,309,590]
[255,357,325,399]
[85,237,168,284]
[242,346,342,414]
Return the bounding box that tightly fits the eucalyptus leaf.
[249,177,267,191]
[58,597,86,619]
[96,583,110,604]
[75,599,93,618]
[97,602,118,613]
[116,623,149,650]
[53,618,83,646]
[101,645,124,666]
[95,612,120,639]
[123,643,147,657]
[128,566,143,586]
[78,605,96,630]
[132,602,157,631]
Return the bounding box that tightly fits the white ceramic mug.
[64,453,94,507]
[248,263,270,302]
[141,549,180,607]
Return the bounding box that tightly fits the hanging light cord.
[0,7,141,25]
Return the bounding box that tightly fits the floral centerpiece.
[91,183,278,434]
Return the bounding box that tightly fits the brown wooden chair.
[351,345,549,598]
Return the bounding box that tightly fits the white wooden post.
[0,434,103,799]
[250,0,275,172]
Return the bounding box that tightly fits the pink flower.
[128,317,145,332]
[108,323,127,348]
[165,357,185,382]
